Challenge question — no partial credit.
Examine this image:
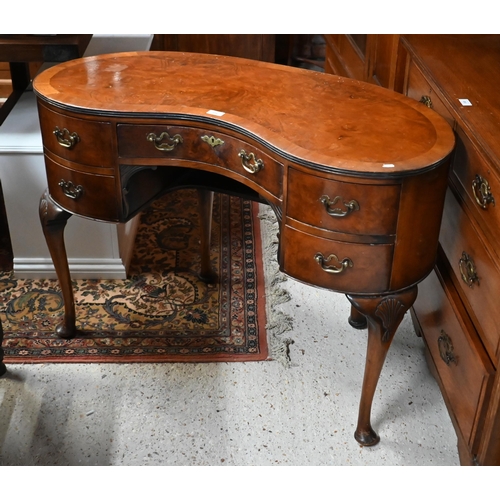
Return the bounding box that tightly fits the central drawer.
[287,168,401,236]
[117,124,283,198]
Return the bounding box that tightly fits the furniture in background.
[324,35,401,90]
[324,33,500,466]
[0,35,92,126]
[151,34,277,62]
[0,35,153,279]
[398,35,500,467]
[33,51,453,446]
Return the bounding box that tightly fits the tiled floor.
[0,206,460,466]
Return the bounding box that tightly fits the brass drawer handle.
[314,252,353,274]
[58,179,84,200]
[319,195,360,217]
[472,174,495,209]
[420,95,433,108]
[53,127,80,149]
[238,150,264,174]
[147,132,183,151]
[438,330,457,366]
[459,251,480,288]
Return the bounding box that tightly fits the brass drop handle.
[459,251,480,288]
[53,127,80,149]
[58,179,84,200]
[238,150,264,174]
[420,95,433,108]
[314,252,353,274]
[438,330,457,366]
[147,132,183,151]
[319,195,360,217]
[472,174,495,209]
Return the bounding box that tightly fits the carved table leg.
[39,190,77,339]
[196,189,217,283]
[0,319,6,377]
[347,286,418,446]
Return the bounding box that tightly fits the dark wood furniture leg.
[0,319,6,376]
[196,189,217,283]
[39,190,77,339]
[348,304,367,330]
[347,286,418,446]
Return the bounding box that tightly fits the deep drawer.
[281,225,392,294]
[117,124,283,198]
[452,126,500,247]
[38,103,115,168]
[286,168,400,236]
[413,268,491,446]
[45,156,120,221]
[439,189,500,363]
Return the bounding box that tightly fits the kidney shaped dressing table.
[30,51,455,446]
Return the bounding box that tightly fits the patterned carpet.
[0,189,268,363]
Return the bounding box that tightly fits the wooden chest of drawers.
[398,35,500,465]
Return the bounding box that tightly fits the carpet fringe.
[258,205,295,367]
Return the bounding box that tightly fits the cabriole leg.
[347,286,418,446]
[39,190,77,339]
[196,189,217,283]
[0,319,6,376]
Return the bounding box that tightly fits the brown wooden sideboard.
[398,35,500,466]
[324,33,500,465]
[30,51,454,448]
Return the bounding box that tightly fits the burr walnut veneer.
[30,51,454,446]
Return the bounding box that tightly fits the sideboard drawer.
[286,168,400,236]
[45,156,120,221]
[117,124,283,198]
[440,189,500,363]
[38,103,115,168]
[281,225,392,294]
[406,61,454,126]
[414,268,491,446]
[452,126,500,245]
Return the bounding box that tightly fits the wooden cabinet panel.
[413,267,492,447]
[401,34,500,465]
[152,35,276,63]
[440,189,500,363]
[452,126,500,254]
[406,61,454,126]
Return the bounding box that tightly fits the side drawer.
[37,103,115,168]
[45,155,120,221]
[439,189,500,363]
[281,225,392,294]
[117,124,283,198]
[413,268,492,446]
[406,60,454,126]
[452,126,500,245]
[286,168,400,236]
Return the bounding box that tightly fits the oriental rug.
[0,189,269,363]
